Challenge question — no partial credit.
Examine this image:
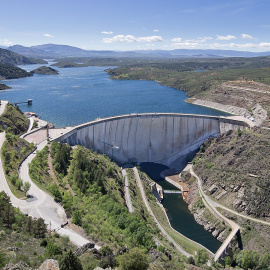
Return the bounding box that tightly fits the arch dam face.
[54,113,247,169]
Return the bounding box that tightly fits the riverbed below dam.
[140,162,222,253]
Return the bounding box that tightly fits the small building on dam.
[54,113,248,170]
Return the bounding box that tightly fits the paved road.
[121,168,134,213]
[187,165,248,261]
[188,165,270,226]
[0,100,8,115]
[27,117,34,133]
[132,167,191,257]
[0,132,99,248]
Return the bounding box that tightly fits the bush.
[59,250,83,270]
[117,247,149,270]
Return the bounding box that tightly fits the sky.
[1,0,270,52]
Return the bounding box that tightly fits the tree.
[33,218,47,238]
[235,250,260,270]
[117,247,149,270]
[72,210,82,226]
[194,249,209,265]
[259,253,270,270]
[59,250,83,270]
[46,242,62,257]
[23,181,31,196]
[99,246,115,268]
[49,183,62,202]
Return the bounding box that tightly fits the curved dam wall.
[54,113,247,168]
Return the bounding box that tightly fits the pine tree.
[59,250,83,270]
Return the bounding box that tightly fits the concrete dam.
[54,113,248,169]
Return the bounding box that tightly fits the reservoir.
[1,64,228,127]
[1,64,224,252]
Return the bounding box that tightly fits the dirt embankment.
[187,80,270,127]
[193,128,270,220]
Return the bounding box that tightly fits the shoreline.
[186,97,267,127]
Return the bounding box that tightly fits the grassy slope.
[0,103,30,135]
[29,143,199,269]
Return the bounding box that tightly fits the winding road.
[0,103,98,248]
[187,165,270,261]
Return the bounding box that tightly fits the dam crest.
[54,113,248,170]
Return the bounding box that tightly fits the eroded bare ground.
[200,80,270,127]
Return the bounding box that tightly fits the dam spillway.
[54,113,247,169]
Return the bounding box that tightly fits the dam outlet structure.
[53,112,248,258]
[54,113,248,170]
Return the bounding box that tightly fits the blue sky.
[1,0,270,51]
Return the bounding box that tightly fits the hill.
[0,48,47,65]
[0,63,33,80]
[8,43,270,59]
[0,83,11,90]
[31,66,59,75]
[186,127,270,255]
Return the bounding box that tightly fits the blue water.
[1,64,225,252]
[140,162,222,253]
[1,64,228,127]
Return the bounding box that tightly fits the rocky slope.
[181,171,229,243]
[193,128,270,219]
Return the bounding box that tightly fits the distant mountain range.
[7,43,270,59]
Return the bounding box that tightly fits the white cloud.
[171,37,182,43]
[153,29,159,32]
[216,35,237,40]
[3,39,13,46]
[186,37,213,43]
[44,33,54,38]
[102,35,164,43]
[101,31,113,35]
[241,34,254,40]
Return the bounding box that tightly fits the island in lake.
[31,66,59,75]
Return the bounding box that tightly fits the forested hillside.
[0,63,32,80]
[0,48,47,65]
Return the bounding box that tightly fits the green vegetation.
[29,146,51,191]
[137,170,203,255]
[0,47,47,65]
[1,133,35,198]
[59,250,83,270]
[0,83,11,90]
[106,64,270,97]
[117,247,149,270]
[0,103,30,135]
[28,142,198,269]
[31,66,59,75]
[194,128,270,219]
[0,191,48,268]
[0,63,32,80]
